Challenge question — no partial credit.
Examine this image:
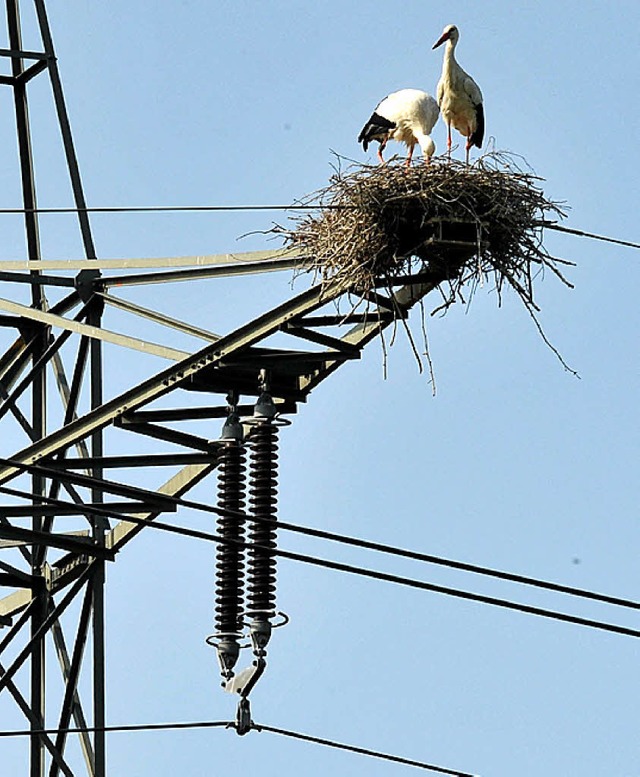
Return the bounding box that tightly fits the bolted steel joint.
[235,697,253,736]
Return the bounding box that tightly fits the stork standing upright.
[432,24,484,163]
[358,88,439,166]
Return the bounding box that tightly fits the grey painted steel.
[33,0,97,261]
[0,525,113,560]
[100,256,300,287]
[1,3,104,772]
[0,248,301,272]
[98,293,221,342]
[0,501,150,517]
[50,620,96,774]
[0,7,474,777]
[0,589,33,619]
[0,662,75,777]
[0,271,76,287]
[0,571,91,697]
[0,279,352,482]
[0,297,191,361]
[106,461,218,552]
[50,579,93,777]
[88,308,106,777]
[0,46,49,59]
[47,453,214,469]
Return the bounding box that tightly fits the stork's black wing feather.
[358,111,396,151]
[470,103,485,149]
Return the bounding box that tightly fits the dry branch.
[276,151,576,375]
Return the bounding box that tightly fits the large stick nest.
[277,151,575,374]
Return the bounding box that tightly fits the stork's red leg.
[405,143,415,168]
[447,124,452,160]
[377,139,387,165]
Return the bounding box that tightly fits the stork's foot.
[404,144,415,169]
[465,135,472,165]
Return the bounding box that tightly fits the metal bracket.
[230,657,266,736]
[74,268,102,303]
[235,697,253,736]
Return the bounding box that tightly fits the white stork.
[358,88,439,166]
[432,24,484,163]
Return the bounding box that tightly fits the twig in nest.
[276,150,575,377]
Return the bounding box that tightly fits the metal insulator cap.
[249,617,272,654]
[254,392,276,419]
[220,412,244,442]
[216,637,240,678]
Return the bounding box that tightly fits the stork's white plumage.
[358,89,439,166]
[433,24,484,163]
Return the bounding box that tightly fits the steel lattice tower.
[0,3,476,775]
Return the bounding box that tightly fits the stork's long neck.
[442,39,458,76]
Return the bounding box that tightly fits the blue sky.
[1,2,639,776]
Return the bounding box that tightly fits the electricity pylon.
[0,3,476,774]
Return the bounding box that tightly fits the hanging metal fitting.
[249,616,272,655]
[254,391,276,419]
[220,391,244,442]
[235,697,253,736]
[215,636,241,680]
[227,655,266,734]
[220,410,244,442]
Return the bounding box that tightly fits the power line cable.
[124,517,640,637]
[0,482,637,637]
[1,464,636,614]
[0,204,339,214]
[1,467,638,637]
[0,204,637,249]
[5,493,635,638]
[174,494,640,612]
[253,723,475,776]
[0,719,475,775]
[541,222,640,250]
[0,720,230,737]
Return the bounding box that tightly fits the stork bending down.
[358,89,439,166]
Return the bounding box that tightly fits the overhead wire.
[152,514,639,637]
[252,723,475,776]
[0,719,475,775]
[1,480,636,639]
[0,204,637,250]
[540,222,640,250]
[0,204,342,214]
[1,463,637,614]
[174,494,640,612]
[0,720,231,738]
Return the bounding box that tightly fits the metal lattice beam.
[0,3,479,775]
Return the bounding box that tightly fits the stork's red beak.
[432,31,450,49]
